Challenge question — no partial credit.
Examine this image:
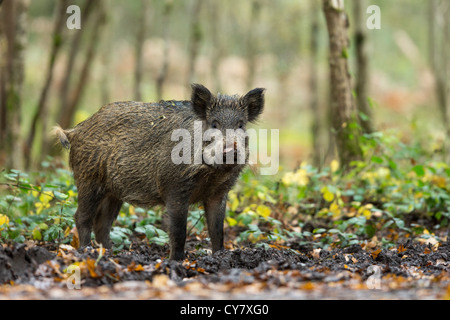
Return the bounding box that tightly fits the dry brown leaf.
[127,261,137,272]
[300,281,316,290]
[86,257,102,278]
[397,244,407,253]
[371,249,382,259]
[70,227,79,249]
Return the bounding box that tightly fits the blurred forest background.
[0,0,449,171]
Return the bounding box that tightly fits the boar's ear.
[242,88,265,123]
[191,84,212,120]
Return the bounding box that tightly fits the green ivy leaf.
[412,165,425,177]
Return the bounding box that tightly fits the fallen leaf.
[300,282,316,290]
[86,258,102,278]
[70,227,79,249]
[127,261,137,271]
[371,249,382,260]
[311,248,322,259]
[397,244,407,253]
[135,264,145,272]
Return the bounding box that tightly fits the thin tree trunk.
[429,0,449,160]
[245,0,261,89]
[24,0,67,169]
[99,0,112,105]
[58,0,106,131]
[134,0,148,101]
[0,0,29,169]
[59,0,95,118]
[48,0,106,161]
[209,0,223,93]
[323,0,362,168]
[353,0,373,134]
[309,0,321,168]
[156,0,173,101]
[186,0,203,87]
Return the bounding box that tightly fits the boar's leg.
[75,185,105,248]
[93,195,123,249]
[166,199,189,260]
[204,194,226,254]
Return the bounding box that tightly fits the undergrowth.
[0,130,449,253]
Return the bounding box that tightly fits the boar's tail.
[52,125,71,150]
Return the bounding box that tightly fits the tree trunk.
[59,0,95,119]
[323,0,362,168]
[99,0,113,105]
[309,0,321,168]
[156,0,173,101]
[353,0,373,134]
[134,0,149,101]
[58,0,106,131]
[47,0,106,161]
[209,0,223,93]
[186,0,203,87]
[24,0,67,169]
[0,0,29,169]
[245,0,261,89]
[429,0,449,160]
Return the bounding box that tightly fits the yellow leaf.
[32,228,42,240]
[230,195,239,212]
[64,226,71,237]
[330,159,339,173]
[129,205,135,215]
[256,204,271,218]
[282,169,309,187]
[39,192,53,204]
[282,172,295,186]
[226,217,237,227]
[432,176,446,188]
[323,191,334,202]
[292,169,309,186]
[321,186,334,202]
[0,214,9,228]
[329,201,341,217]
[68,190,76,198]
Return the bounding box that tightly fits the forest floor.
[1,237,449,300]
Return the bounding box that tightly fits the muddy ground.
[0,238,449,300]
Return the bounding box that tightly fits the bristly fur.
[54,84,265,260]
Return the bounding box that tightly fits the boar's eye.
[211,120,219,129]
